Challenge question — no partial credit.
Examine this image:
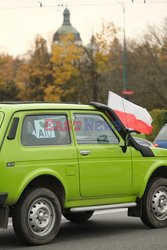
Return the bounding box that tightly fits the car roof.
[0,102,96,113]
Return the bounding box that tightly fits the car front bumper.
[0,193,9,229]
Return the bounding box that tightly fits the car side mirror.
[121,129,130,153]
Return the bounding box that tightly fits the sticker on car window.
[33,119,56,138]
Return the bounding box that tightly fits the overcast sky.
[0,0,166,56]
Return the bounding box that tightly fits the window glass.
[74,114,119,144]
[156,125,167,141]
[22,114,71,146]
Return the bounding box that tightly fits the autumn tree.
[45,33,83,102]
[125,19,167,110]
[22,35,51,101]
[78,23,121,103]
[14,58,30,101]
[0,19,166,110]
[0,54,19,101]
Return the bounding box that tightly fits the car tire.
[12,187,62,246]
[141,178,167,228]
[63,211,94,223]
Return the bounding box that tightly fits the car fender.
[15,168,68,204]
[138,160,167,197]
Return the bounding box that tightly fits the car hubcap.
[28,198,56,236]
[152,187,167,221]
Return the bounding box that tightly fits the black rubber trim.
[7,117,19,140]
[128,198,142,217]
[128,136,155,157]
[0,194,9,229]
[0,193,8,205]
[90,102,155,158]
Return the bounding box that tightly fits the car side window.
[74,114,119,144]
[22,114,71,146]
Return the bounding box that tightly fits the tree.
[78,23,121,103]
[44,33,83,102]
[23,35,51,101]
[0,54,19,101]
[125,19,167,110]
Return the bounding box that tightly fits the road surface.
[0,209,167,250]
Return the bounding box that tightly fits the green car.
[0,101,167,245]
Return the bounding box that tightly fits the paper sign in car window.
[33,119,56,138]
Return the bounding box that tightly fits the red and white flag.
[107,91,153,135]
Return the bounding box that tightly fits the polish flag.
[107,91,153,135]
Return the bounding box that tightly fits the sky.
[0,0,167,56]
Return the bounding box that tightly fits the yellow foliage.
[95,23,120,52]
[0,54,15,82]
[44,85,63,102]
[45,33,83,101]
[15,63,30,92]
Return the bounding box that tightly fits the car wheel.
[12,188,62,245]
[63,211,94,223]
[141,178,167,228]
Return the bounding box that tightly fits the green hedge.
[146,109,167,141]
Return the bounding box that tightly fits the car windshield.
[156,125,167,141]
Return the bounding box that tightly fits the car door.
[71,111,132,197]
[1,110,79,200]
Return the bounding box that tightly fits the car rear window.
[22,114,71,146]
[156,125,167,141]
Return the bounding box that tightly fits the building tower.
[53,8,82,46]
